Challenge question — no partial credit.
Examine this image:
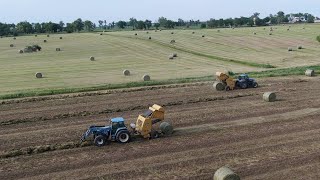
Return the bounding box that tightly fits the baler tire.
[150,131,160,139]
[253,82,258,88]
[94,135,107,147]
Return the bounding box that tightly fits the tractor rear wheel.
[116,131,131,143]
[94,135,107,147]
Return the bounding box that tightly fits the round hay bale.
[134,33,137,36]
[100,33,103,35]
[44,40,47,43]
[171,32,174,34]
[10,44,14,47]
[59,37,63,39]
[160,122,173,135]
[13,37,16,40]
[142,74,150,81]
[217,30,220,32]
[170,40,175,43]
[47,34,50,37]
[123,69,130,76]
[288,47,293,51]
[297,45,303,49]
[35,72,43,79]
[168,55,174,60]
[263,28,266,30]
[56,48,61,51]
[263,92,277,102]
[202,35,205,37]
[305,69,315,77]
[192,32,195,34]
[146,31,149,34]
[253,32,257,35]
[269,33,272,35]
[19,50,23,54]
[172,53,178,57]
[287,28,290,31]
[159,29,162,31]
[148,36,152,40]
[90,56,95,61]
[35,35,38,37]
[213,166,240,180]
[213,82,225,91]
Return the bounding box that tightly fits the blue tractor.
[236,74,258,89]
[80,117,131,147]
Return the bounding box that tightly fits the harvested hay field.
[0,76,320,179]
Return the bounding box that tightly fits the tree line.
[0,11,317,36]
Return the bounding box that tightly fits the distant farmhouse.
[288,14,306,23]
[314,17,320,23]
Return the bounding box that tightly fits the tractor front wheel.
[117,131,131,143]
[94,135,107,147]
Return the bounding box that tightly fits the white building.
[288,14,307,23]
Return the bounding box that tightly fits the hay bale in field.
[269,33,272,35]
[123,69,130,76]
[134,33,137,36]
[263,28,266,30]
[100,33,103,35]
[10,44,14,47]
[192,32,195,34]
[56,48,61,51]
[305,69,315,77]
[172,53,178,57]
[168,55,174,60]
[160,122,173,135]
[287,28,290,31]
[297,45,303,49]
[35,72,43,79]
[213,82,225,91]
[47,34,50,37]
[288,47,293,51]
[148,36,152,40]
[146,31,149,34]
[142,74,150,81]
[90,56,95,61]
[171,32,174,34]
[217,30,220,32]
[263,92,277,102]
[253,32,257,35]
[35,35,38,37]
[59,37,63,39]
[202,35,205,37]
[44,40,47,43]
[19,50,23,54]
[170,39,176,43]
[214,166,240,180]
[13,37,16,40]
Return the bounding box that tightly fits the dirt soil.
[0,76,320,180]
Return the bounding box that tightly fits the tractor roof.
[111,117,125,123]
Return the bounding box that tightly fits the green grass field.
[0,24,319,98]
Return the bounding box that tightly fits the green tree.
[307,14,315,23]
[72,18,84,32]
[154,23,160,29]
[16,21,33,33]
[84,20,94,31]
[129,18,137,29]
[136,21,145,29]
[116,21,127,29]
[158,17,168,27]
[145,20,152,29]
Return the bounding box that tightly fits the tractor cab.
[236,74,258,89]
[110,117,126,135]
[238,74,249,80]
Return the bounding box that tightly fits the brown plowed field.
[1,76,320,180]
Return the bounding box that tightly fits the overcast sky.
[1,0,319,24]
